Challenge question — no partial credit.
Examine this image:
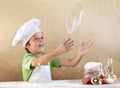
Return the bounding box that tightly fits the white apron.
[29,63,51,81]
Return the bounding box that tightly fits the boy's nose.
[39,39,44,43]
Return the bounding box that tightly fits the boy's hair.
[25,41,31,53]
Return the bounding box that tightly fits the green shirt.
[22,53,61,81]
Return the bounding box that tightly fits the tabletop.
[0,78,120,88]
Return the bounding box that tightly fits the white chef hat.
[12,18,42,47]
[84,62,102,72]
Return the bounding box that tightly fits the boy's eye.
[41,37,44,39]
[35,37,39,40]
[34,37,44,41]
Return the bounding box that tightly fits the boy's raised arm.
[31,38,74,66]
[60,40,94,67]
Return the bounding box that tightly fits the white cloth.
[12,18,42,47]
[84,62,102,72]
[84,62,104,77]
[29,63,51,81]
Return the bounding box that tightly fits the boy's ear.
[25,43,30,49]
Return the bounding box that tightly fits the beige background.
[0,0,120,81]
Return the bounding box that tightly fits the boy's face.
[26,32,45,55]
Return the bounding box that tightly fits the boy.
[12,18,94,81]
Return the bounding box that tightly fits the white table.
[0,79,120,88]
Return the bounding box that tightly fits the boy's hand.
[57,38,74,54]
[78,40,94,56]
